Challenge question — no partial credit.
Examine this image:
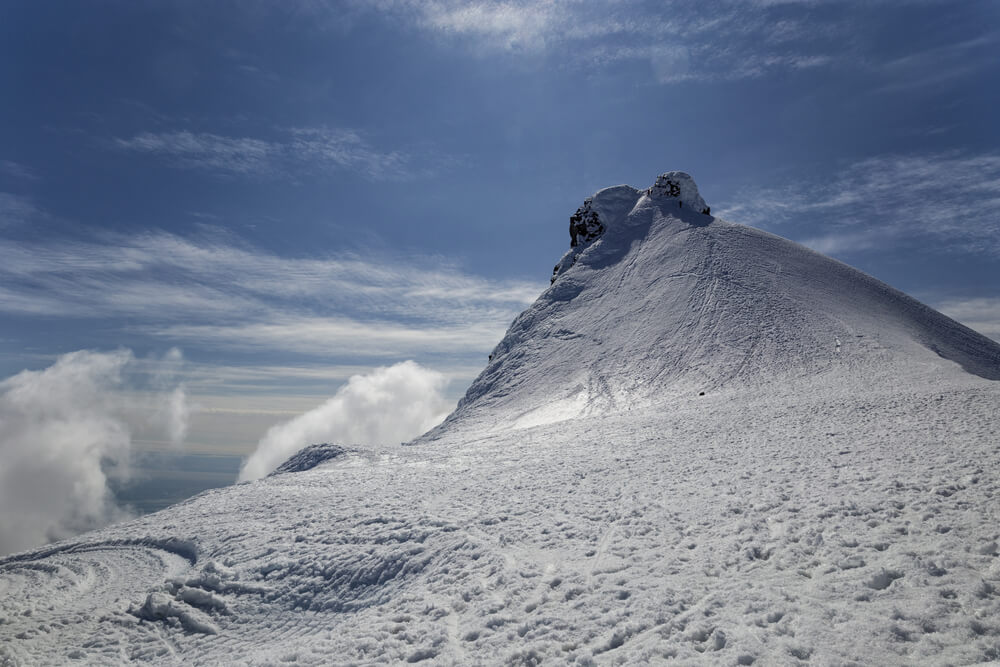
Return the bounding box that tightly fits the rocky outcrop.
[647,171,710,214]
[553,198,607,283]
[569,198,605,248]
[552,172,713,284]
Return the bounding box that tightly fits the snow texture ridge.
[2,170,1000,665]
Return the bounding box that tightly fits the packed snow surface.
[3,173,1000,665]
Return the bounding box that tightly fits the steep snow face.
[434,173,1000,436]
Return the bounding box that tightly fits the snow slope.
[2,173,999,665]
[431,172,999,439]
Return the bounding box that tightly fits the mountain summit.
[429,172,1000,437]
[2,172,999,665]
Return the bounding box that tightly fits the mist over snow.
[238,361,451,481]
[0,349,191,556]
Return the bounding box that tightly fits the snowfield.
[2,173,999,665]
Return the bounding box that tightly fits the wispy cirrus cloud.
[0,160,38,181]
[0,193,44,228]
[0,229,544,361]
[341,0,843,76]
[417,0,566,51]
[287,127,411,180]
[873,31,1000,94]
[344,0,997,87]
[114,126,430,181]
[342,1,872,81]
[143,316,515,359]
[167,361,485,399]
[115,131,274,175]
[717,152,1000,256]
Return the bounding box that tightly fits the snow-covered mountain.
[430,171,999,440]
[3,173,999,665]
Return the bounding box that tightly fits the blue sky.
[2,0,999,461]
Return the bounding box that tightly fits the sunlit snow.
[2,173,999,665]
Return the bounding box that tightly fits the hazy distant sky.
[3,0,999,458]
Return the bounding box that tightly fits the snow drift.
[2,172,999,665]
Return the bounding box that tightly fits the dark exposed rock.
[553,173,712,284]
[553,198,607,284]
[569,198,604,248]
[646,172,709,214]
[647,176,681,198]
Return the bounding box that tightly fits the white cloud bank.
[0,349,191,557]
[238,361,452,481]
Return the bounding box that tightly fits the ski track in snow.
[2,174,1000,664]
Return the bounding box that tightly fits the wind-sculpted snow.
[270,443,348,475]
[2,172,999,664]
[2,385,998,664]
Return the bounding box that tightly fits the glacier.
[2,172,999,665]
